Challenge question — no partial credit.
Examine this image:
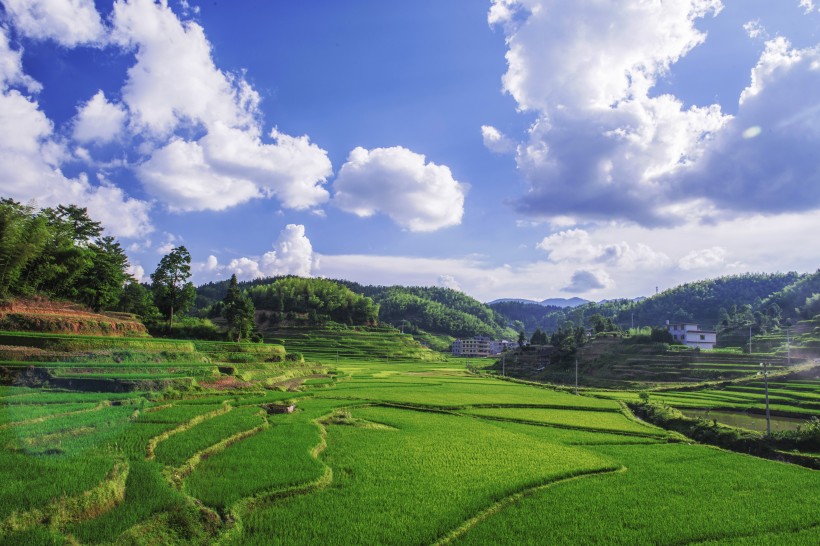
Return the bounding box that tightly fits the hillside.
[492,272,808,335]
[0,297,147,337]
[195,277,516,344]
[339,282,517,341]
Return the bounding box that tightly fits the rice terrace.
[0,296,819,544]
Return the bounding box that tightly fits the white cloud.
[334,146,466,232]
[490,0,722,112]
[138,138,262,213]
[73,91,128,144]
[0,82,152,238]
[217,224,315,281]
[491,1,820,225]
[481,125,515,154]
[110,0,258,137]
[537,229,670,269]
[315,211,820,302]
[675,38,820,214]
[127,263,147,283]
[108,0,332,213]
[562,269,614,293]
[156,233,183,255]
[1,0,104,46]
[743,20,766,40]
[799,0,817,14]
[0,30,41,92]
[679,246,727,270]
[204,255,219,271]
[489,0,729,226]
[537,229,600,262]
[437,274,462,291]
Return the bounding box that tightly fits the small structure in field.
[262,403,296,414]
[666,321,717,350]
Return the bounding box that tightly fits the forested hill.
[195,276,515,340]
[195,276,378,326]
[339,282,517,340]
[491,272,810,335]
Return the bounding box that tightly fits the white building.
[452,336,510,357]
[666,321,717,350]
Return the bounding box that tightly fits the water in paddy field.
[680,409,808,433]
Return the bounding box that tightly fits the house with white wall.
[666,321,717,350]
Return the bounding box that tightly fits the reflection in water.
[680,408,807,433]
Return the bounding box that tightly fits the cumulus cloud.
[0,33,152,239]
[743,20,767,39]
[490,1,820,226]
[537,229,670,270]
[334,146,466,232]
[674,38,820,214]
[220,224,315,281]
[127,263,147,283]
[678,246,727,270]
[73,91,128,144]
[481,125,515,154]
[1,0,105,46]
[108,0,332,212]
[488,1,733,226]
[110,0,257,137]
[437,274,462,291]
[0,30,41,92]
[799,0,817,14]
[562,269,614,293]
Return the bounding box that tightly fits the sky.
[0,0,819,303]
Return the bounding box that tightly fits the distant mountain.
[541,297,590,308]
[490,272,807,336]
[488,297,590,308]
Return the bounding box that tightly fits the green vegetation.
[151,246,196,332]
[0,200,131,311]
[0,332,818,544]
[490,272,811,337]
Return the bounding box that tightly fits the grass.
[183,412,326,510]
[153,406,265,467]
[453,442,820,545]
[0,327,817,544]
[459,406,667,436]
[228,405,618,545]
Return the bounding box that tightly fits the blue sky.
[1,0,819,302]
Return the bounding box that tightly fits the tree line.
[0,199,130,310]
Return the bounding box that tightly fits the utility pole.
[575,358,579,395]
[748,324,753,354]
[760,362,771,436]
[787,328,791,366]
[502,353,506,377]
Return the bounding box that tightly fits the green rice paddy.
[0,329,818,544]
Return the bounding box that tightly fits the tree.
[517,330,526,348]
[151,246,195,332]
[117,281,161,324]
[222,274,256,341]
[78,236,130,311]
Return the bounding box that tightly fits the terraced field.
[0,329,818,544]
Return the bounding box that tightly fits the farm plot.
[152,406,266,467]
[228,405,618,546]
[453,442,820,545]
[183,411,327,510]
[460,407,667,437]
[320,373,619,410]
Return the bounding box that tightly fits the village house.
[452,336,513,357]
[666,321,717,350]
